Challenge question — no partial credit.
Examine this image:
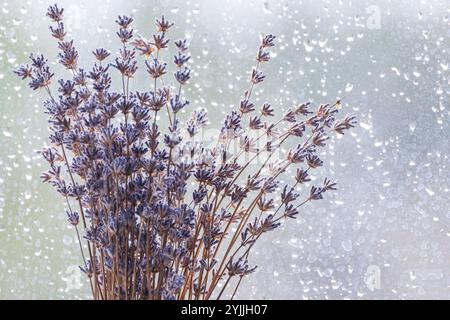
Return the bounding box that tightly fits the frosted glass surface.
[0,0,449,299]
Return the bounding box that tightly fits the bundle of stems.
[15,4,356,300]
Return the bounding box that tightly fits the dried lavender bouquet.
[15,4,356,300]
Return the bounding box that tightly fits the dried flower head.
[155,16,174,33]
[46,4,64,22]
[93,48,111,62]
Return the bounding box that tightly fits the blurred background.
[0,0,449,299]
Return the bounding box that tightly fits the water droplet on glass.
[341,240,353,252]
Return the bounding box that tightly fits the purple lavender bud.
[249,116,263,130]
[145,59,167,79]
[261,34,276,48]
[239,99,255,114]
[175,39,189,52]
[153,33,169,50]
[256,47,270,63]
[260,103,274,117]
[281,185,299,204]
[58,79,75,96]
[29,66,54,90]
[334,115,357,134]
[323,178,337,191]
[295,168,311,184]
[306,154,323,168]
[312,131,328,147]
[174,52,190,67]
[93,48,111,62]
[257,197,275,212]
[251,68,265,84]
[58,46,78,69]
[155,16,174,33]
[170,95,189,113]
[14,64,33,79]
[309,185,324,200]
[284,204,299,219]
[117,28,134,43]
[49,22,66,41]
[29,53,47,69]
[116,15,134,29]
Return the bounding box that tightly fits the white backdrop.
[0,0,449,299]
